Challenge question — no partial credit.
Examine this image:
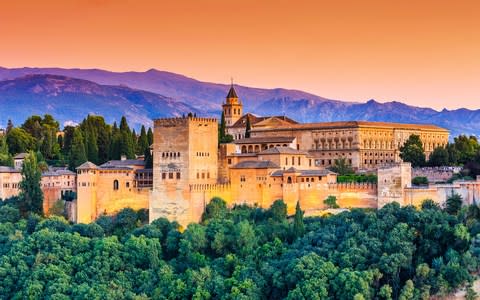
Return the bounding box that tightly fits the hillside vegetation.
[0,198,479,299]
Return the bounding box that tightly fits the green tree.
[147,127,153,146]
[412,176,428,186]
[18,151,43,216]
[445,192,463,215]
[293,201,305,238]
[68,128,87,170]
[398,280,415,300]
[86,130,99,164]
[330,157,354,175]
[453,135,479,164]
[400,134,426,167]
[324,195,339,209]
[137,125,149,155]
[269,199,287,221]
[0,136,13,167]
[6,127,36,154]
[244,115,251,138]
[428,146,449,166]
[202,197,228,221]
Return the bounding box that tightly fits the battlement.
[154,116,217,127]
[189,182,231,192]
[327,182,377,190]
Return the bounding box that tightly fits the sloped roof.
[231,160,280,169]
[259,146,308,155]
[230,114,297,129]
[271,169,333,177]
[13,153,28,159]
[76,161,98,169]
[0,166,20,173]
[100,159,145,168]
[226,85,238,98]
[234,136,295,145]
[252,120,448,132]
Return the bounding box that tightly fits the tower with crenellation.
[150,116,218,226]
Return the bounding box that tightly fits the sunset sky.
[1,0,479,110]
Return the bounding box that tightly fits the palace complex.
[1,85,479,227]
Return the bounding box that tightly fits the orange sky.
[1,0,479,109]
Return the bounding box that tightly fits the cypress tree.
[147,127,153,146]
[144,146,153,169]
[6,119,13,134]
[293,201,305,238]
[86,130,99,164]
[69,128,87,170]
[138,125,149,155]
[245,115,252,138]
[0,136,13,167]
[19,151,43,216]
[219,112,226,142]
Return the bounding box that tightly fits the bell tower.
[222,81,243,126]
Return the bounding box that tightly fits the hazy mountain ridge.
[0,74,199,128]
[0,67,479,136]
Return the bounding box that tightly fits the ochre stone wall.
[150,117,219,226]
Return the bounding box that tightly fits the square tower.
[150,116,218,225]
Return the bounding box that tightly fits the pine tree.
[293,201,305,238]
[245,115,251,138]
[18,151,43,216]
[69,128,87,170]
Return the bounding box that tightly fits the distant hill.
[0,74,198,128]
[0,67,479,137]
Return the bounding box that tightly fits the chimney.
[121,155,127,161]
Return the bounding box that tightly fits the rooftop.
[0,166,20,173]
[251,120,448,132]
[271,169,334,177]
[231,160,280,169]
[234,136,295,145]
[230,114,297,129]
[100,159,145,168]
[13,153,28,159]
[226,85,238,98]
[259,146,309,155]
[76,161,98,170]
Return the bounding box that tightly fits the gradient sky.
[1,0,479,110]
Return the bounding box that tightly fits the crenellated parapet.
[154,116,217,127]
[190,182,231,192]
[327,182,377,191]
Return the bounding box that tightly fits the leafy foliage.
[400,134,426,167]
[0,201,479,299]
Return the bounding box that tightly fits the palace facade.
[47,85,480,226]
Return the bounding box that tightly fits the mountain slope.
[0,74,199,128]
[0,67,479,137]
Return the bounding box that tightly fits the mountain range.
[0,66,479,137]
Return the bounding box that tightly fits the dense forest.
[0,197,479,299]
[0,114,153,170]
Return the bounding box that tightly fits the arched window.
[287,177,292,184]
[113,180,119,190]
[241,146,247,153]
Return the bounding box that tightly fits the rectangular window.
[169,173,173,179]
[176,172,181,179]
[162,173,166,179]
